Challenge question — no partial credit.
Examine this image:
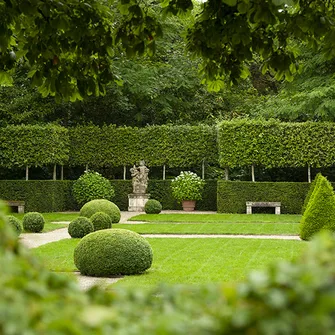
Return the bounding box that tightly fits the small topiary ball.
[6,215,22,236]
[145,199,162,214]
[90,211,112,231]
[23,212,45,233]
[68,217,94,238]
[74,229,153,277]
[80,199,121,223]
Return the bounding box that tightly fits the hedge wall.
[218,120,335,168]
[0,181,74,212]
[0,125,69,168]
[217,181,311,214]
[69,124,218,168]
[0,179,217,212]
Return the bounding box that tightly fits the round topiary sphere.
[80,199,121,223]
[145,199,162,214]
[23,212,45,233]
[68,217,94,238]
[90,211,112,231]
[74,229,153,276]
[6,215,22,236]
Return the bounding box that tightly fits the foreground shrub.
[74,229,153,276]
[80,199,121,223]
[144,199,162,214]
[22,212,45,233]
[300,175,335,240]
[2,199,335,334]
[68,217,94,238]
[72,170,115,206]
[6,215,22,236]
[90,212,112,231]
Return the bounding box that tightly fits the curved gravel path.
[19,211,301,289]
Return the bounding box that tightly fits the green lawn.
[114,223,299,235]
[12,212,79,222]
[129,213,301,223]
[32,237,306,287]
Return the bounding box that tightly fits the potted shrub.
[171,171,205,211]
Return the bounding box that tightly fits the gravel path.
[19,211,301,289]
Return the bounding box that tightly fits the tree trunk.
[308,164,311,183]
[61,165,64,180]
[225,167,229,181]
[202,160,205,179]
[26,165,29,181]
[53,164,57,180]
[163,165,166,180]
[123,165,126,180]
[251,164,255,182]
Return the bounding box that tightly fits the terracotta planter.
[182,200,196,211]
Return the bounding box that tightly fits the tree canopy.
[1,0,335,100]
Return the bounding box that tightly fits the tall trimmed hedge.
[218,120,335,168]
[69,124,218,167]
[0,125,69,168]
[217,181,310,214]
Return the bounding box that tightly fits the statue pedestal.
[128,194,150,212]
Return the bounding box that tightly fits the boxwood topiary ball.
[90,211,112,231]
[68,217,94,238]
[145,199,162,214]
[74,229,153,276]
[6,215,22,236]
[80,199,121,223]
[23,212,45,233]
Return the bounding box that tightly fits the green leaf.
[222,0,237,6]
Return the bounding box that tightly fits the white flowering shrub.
[171,171,205,202]
[72,170,115,205]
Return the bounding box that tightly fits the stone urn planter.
[182,200,196,211]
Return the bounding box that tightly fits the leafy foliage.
[74,229,153,276]
[80,199,121,223]
[90,212,112,231]
[22,212,45,233]
[300,175,335,240]
[6,215,22,236]
[171,171,205,202]
[218,120,335,169]
[0,124,69,168]
[72,170,115,206]
[144,199,162,214]
[68,217,94,239]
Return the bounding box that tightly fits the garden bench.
[5,200,25,213]
[246,201,281,215]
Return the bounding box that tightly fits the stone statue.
[130,160,149,194]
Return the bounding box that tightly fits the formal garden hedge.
[218,120,335,168]
[69,124,218,167]
[217,181,311,214]
[0,179,217,212]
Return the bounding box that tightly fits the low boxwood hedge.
[68,217,94,238]
[22,212,45,233]
[80,199,121,223]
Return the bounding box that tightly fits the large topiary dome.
[80,199,121,223]
[74,229,153,276]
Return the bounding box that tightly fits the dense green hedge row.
[218,120,335,168]
[0,125,69,168]
[69,124,218,167]
[217,181,311,214]
[0,180,217,212]
[0,181,75,212]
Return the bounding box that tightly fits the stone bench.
[5,200,25,213]
[246,201,281,215]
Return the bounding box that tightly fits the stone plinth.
[128,194,150,212]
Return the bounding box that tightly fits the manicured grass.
[31,237,306,286]
[129,213,301,223]
[12,212,79,222]
[41,223,68,232]
[114,223,299,235]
